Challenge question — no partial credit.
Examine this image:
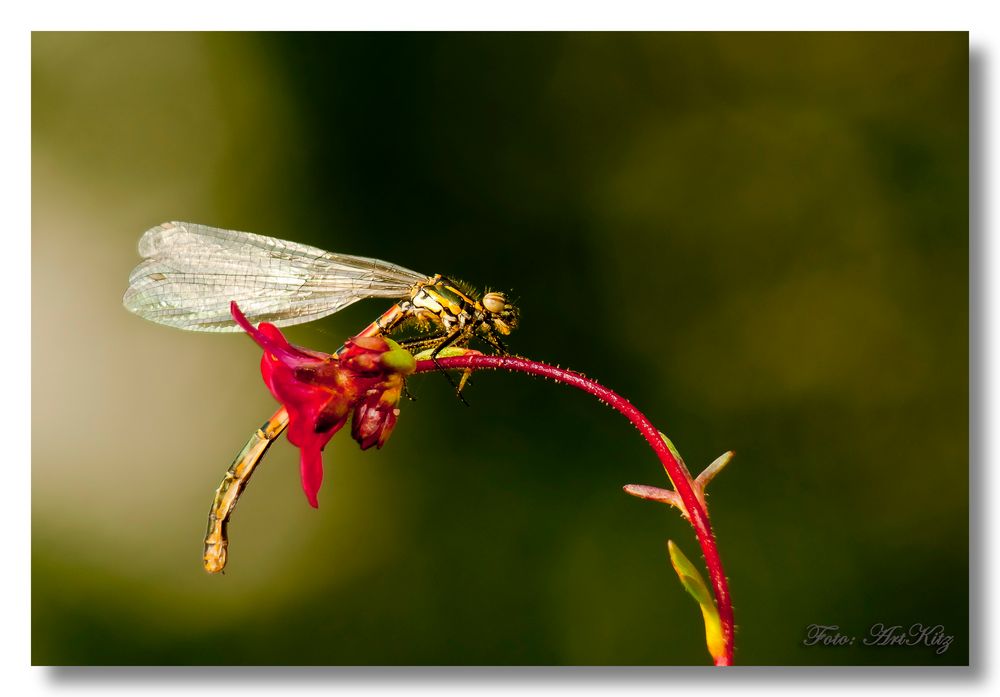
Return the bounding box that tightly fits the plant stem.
[414,353,735,666]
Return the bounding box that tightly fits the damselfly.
[123,221,519,572]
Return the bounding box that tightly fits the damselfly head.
[483,291,519,335]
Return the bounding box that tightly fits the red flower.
[231,302,414,507]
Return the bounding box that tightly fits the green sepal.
[379,338,417,375]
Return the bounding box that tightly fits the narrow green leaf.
[667,540,726,663]
[658,433,686,466]
[659,432,694,480]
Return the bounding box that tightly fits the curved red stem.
[414,354,735,666]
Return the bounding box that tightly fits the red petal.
[258,323,329,362]
[231,302,329,367]
[299,444,324,508]
[285,395,348,506]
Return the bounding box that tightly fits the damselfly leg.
[398,327,474,406]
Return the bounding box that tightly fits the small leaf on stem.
[659,432,693,480]
[695,451,734,491]
[667,540,727,665]
[622,484,688,519]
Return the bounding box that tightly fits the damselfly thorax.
[380,275,518,355]
[123,222,519,573]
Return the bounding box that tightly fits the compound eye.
[482,292,506,314]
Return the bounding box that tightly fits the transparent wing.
[123,221,428,332]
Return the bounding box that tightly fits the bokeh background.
[32,32,968,666]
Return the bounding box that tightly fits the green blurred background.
[32,32,968,666]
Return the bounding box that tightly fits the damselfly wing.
[124,221,430,332]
